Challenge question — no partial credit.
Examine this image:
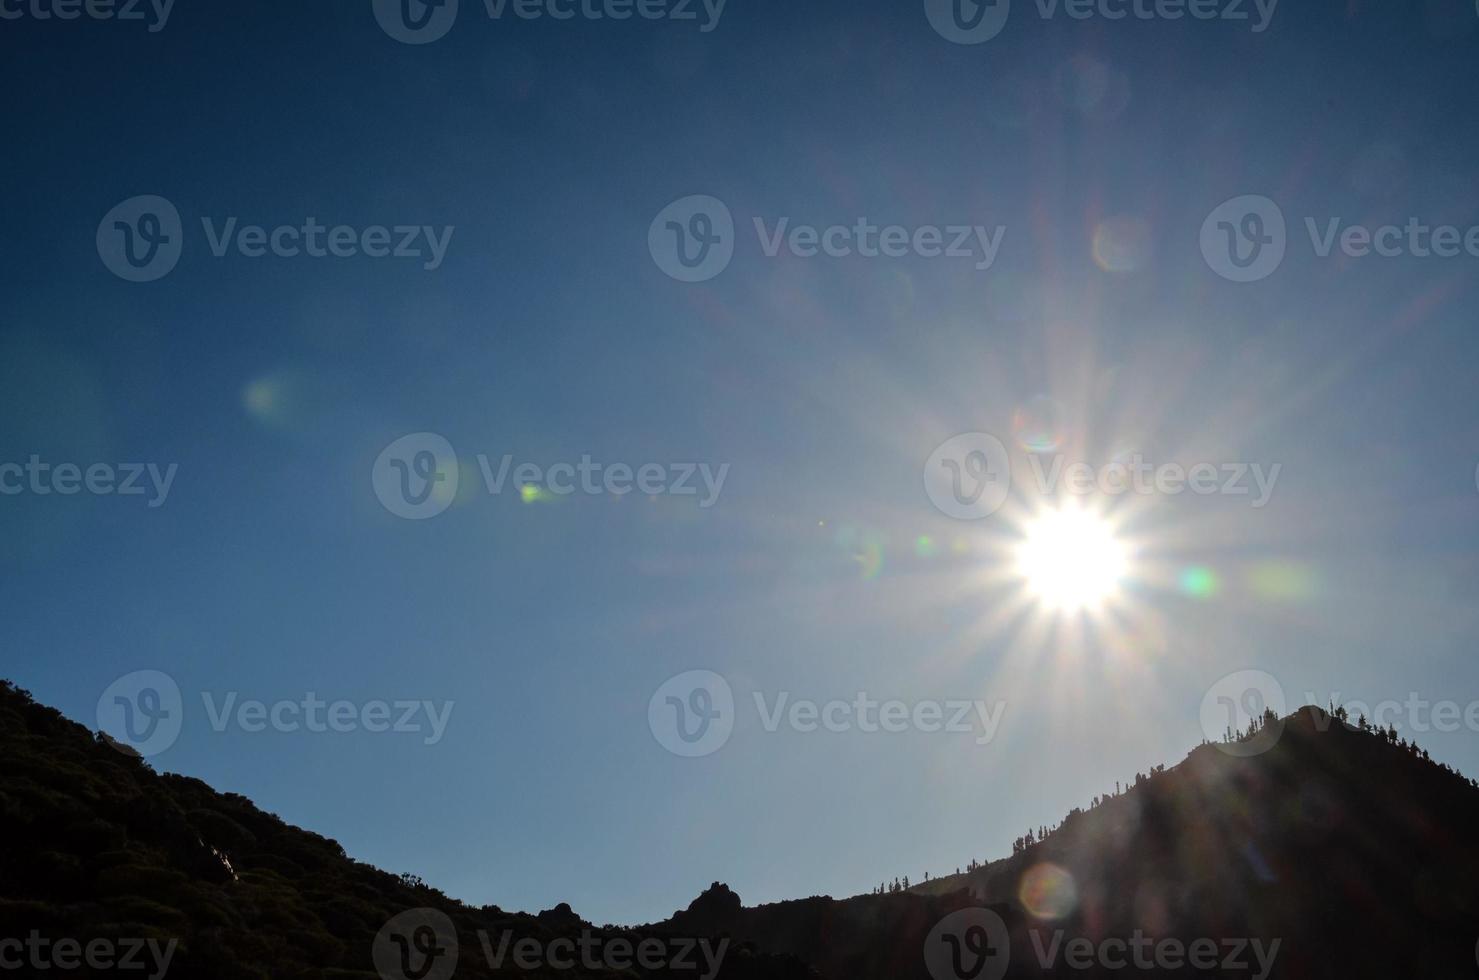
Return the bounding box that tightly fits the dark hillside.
[659,707,1479,979]
[0,679,809,979]
[7,678,1479,979]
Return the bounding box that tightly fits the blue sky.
[3,0,1479,926]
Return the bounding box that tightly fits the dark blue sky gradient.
[3,0,1479,925]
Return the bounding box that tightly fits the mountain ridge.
[6,678,1479,978]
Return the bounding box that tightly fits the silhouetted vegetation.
[0,679,808,978]
[9,679,1479,978]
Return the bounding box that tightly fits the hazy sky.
[4,0,1479,927]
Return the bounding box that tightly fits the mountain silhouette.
[657,706,1479,978]
[5,678,1479,978]
[0,680,808,979]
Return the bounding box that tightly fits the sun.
[1014,504,1129,613]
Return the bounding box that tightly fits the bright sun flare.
[1015,505,1129,613]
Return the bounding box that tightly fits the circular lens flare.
[1015,504,1128,612]
[1019,862,1079,920]
[1012,396,1066,453]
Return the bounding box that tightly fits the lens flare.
[1179,566,1220,599]
[1012,396,1066,453]
[1019,862,1079,920]
[1247,562,1318,601]
[854,541,885,580]
[1092,216,1153,273]
[520,485,554,504]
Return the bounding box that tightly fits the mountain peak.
[8,678,1479,978]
